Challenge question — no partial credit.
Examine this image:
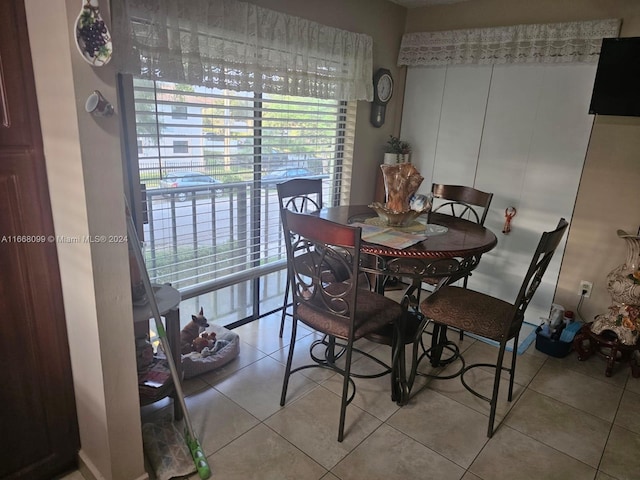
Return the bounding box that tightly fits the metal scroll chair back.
[280,209,403,442]
[276,179,323,337]
[277,178,323,215]
[420,218,568,437]
[430,184,493,225]
[426,184,494,340]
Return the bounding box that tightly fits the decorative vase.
[368,163,430,227]
[591,230,640,345]
[380,163,424,212]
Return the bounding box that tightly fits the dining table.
[317,204,498,405]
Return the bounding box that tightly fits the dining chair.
[276,179,324,338]
[429,183,493,226]
[420,218,568,437]
[425,184,494,340]
[280,209,405,442]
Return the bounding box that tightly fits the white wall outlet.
[579,280,593,298]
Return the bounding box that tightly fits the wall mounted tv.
[589,37,640,116]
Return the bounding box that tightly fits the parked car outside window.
[159,171,222,201]
[263,168,313,182]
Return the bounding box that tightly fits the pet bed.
[181,324,240,379]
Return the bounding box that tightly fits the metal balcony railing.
[142,176,328,303]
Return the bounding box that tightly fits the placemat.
[364,217,425,232]
[363,217,448,236]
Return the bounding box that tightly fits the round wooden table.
[319,205,497,261]
[318,205,498,404]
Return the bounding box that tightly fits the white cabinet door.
[401,67,446,192]
[471,65,548,299]
[401,63,596,326]
[432,65,492,186]
[473,64,596,325]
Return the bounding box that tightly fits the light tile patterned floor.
[65,310,639,480]
[134,310,640,480]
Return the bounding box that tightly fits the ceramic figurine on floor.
[590,230,640,345]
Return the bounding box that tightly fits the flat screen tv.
[589,37,640,116]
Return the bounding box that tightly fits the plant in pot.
[384,135,411,164]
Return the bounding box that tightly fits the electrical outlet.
[579,280,593,298]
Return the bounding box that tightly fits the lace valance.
[112,0,373,101]
[398,19,621,67]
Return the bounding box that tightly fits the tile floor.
[128,310,640,480]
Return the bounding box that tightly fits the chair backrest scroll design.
[507,218,569,336]
[281,209,362,326]
[431,184,493,225]
[277,178,323,214]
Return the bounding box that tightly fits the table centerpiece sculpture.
[590,229,640,345]
[368,163,431,227]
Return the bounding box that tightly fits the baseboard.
[78,450,149,480]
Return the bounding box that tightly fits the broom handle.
[125,201,211,480]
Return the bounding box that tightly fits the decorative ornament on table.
[383,135,411,164]
[368,163,432,227]
[74,0,113,66]
[591,230,640,345]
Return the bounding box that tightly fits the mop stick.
[125,201,211,480]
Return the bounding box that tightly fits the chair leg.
[280,316,298,406]
[488,342,507,438]
[508,334,519,401]
[459,276,470,341]
[338,337,355,442]
[279,272,291,338]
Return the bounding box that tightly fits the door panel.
[401,67,446,188]
[0,1,79,478]
[474,65,547,298]
[433,65,492,186]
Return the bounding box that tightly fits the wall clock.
[370,68,393,128]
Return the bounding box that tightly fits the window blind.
[133,78,355,293]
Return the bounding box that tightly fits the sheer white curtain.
[112,0,373,101]
[398,18,621,66]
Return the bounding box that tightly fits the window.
[171,105,188,119]
[172,140,189,154]
[132,78,355,324]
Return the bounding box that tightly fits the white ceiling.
[389,0,472,7]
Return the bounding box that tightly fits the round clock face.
[376,73,393,103]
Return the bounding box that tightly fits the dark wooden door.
[0,1,80,478]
